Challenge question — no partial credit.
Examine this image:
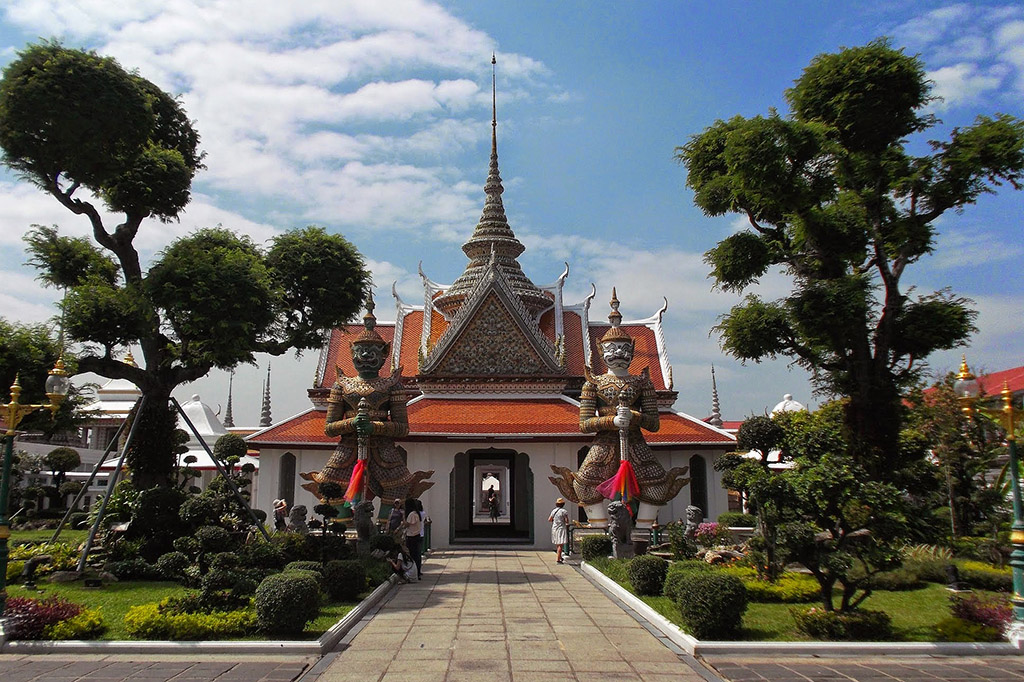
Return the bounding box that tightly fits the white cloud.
[893,4,1024,104]
[929,63,1006,109]
[931,226,1023,269]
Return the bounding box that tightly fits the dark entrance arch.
[450,448,533,543]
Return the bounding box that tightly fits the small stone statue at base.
[607,501,634,559]
[288,505,309,534]
[683,505,702,542]
[352,500,376,551]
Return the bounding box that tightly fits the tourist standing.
[548,497,569,564]
[387,498,405,534]
[487,486,499,522]
[404,498,423,580]
[272,499,288,531]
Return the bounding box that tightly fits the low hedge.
[579,535,612,561]
[124,602,257,640]
[719,567,820,603]
[956,560,1013,592]
[791,607,893,641]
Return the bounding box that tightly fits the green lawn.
[7,578,360,640]
[589,558,965,641]
[10,528,89,545]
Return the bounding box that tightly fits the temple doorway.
[450,448,533,543]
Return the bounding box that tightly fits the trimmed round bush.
[282,567,324,589]
[580,534,612,561]
[201,569,243,594]
[323,559,367,601]
[285,560,324,575]
[663,560,712,601]
[239,540,286,569]
[173,536,200,557]
[179,496,218,527]
[254,573,321,636]
[675,571,748,639]
[155,551,190,579]
[194,526,232,553]
[627,554,668,596]
[210,552,241,571]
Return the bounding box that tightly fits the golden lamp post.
[0,357,70,619]
[954,356,1024,639]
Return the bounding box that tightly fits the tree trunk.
[124,390,178,489]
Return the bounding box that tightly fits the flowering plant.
[694,521,732,547]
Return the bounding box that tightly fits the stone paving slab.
[310,549,710,682]
[702,654,1024,681]
[0,654,315,681]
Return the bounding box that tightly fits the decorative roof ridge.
[536,262,570,292]
[421,259,561,374]
[418,261,450,294]
[580,283,596,369]
[408,392,578,403]
[670,410,737,440]
[391,282,421,370]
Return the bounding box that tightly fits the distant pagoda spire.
[259,363,272,427]
[433,54,549,319]
[223,369,235,428]
[709,365,723,428]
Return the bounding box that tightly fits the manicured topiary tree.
[255,572,320,636]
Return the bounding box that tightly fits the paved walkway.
[309,549,710,682]
[5,549,1024,681]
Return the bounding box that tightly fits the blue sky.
[0,1,1021,426]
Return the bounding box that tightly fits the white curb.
[580,561,1024,657]
[0,575,399,655]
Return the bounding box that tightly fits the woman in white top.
[548,497,570,564]
[404,498,423,580]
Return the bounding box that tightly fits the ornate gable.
[421,259,562,377]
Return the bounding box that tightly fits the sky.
[0,1,1021,427]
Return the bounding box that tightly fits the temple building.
[248,84,735,548]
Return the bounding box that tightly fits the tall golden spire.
[433,54,549,319]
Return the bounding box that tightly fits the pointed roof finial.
[223,369,235,428]
[709,365,723,427]
[600,287,632,344]
[124,350,137,368]
[353,290,388,348]
[260,363,272,427]
[431,54,549,318]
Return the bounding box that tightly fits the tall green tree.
[0,42,371,487]
[677,40,1024,479]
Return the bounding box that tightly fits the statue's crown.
[352,291,388,348]
[599,288,633,345]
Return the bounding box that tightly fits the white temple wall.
[254,443,730,549]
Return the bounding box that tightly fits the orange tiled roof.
[649,413,734,445]
[407,398,580,435]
